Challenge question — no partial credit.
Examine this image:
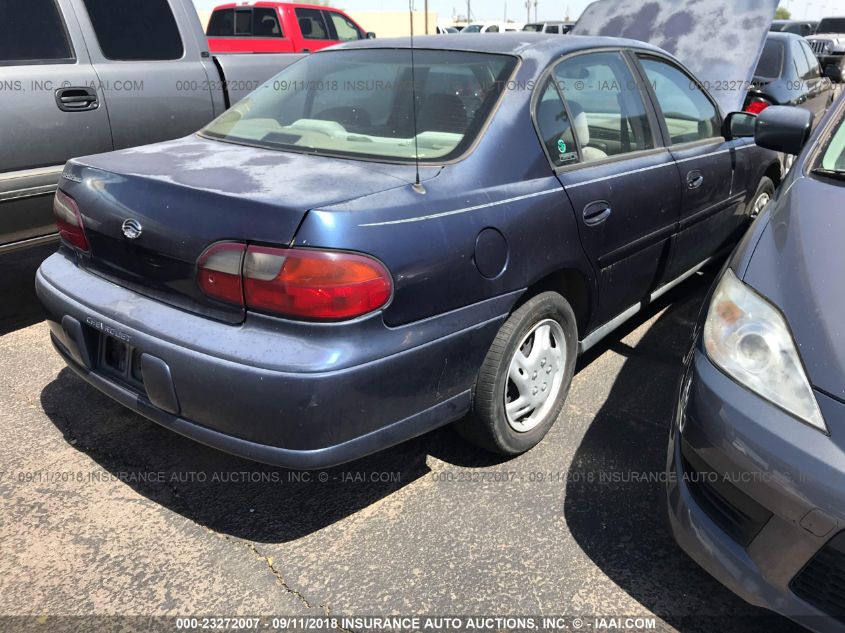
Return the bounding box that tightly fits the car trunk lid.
[61,135,420,324]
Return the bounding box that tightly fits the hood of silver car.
[572,0,779,115]
[742,176,845,403]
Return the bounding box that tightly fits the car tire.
[749,176,775,219]
[457,292,577,456]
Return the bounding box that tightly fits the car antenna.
[409,0,426,194]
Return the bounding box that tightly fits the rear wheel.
[457,292,577,456]
[749,176,775,219]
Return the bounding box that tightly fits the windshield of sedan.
[201,49,517,163]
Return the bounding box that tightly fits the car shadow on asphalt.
[0,243,55,336]
[562,275,804,633]
[36,272,715,547]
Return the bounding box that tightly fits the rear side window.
[553,52,655,162]
[755,40,784,79]
[326,11,362,41]
[82,0,184,61]
[0,0,74,64]
[296,8,331,40]
[639,57,721,145]
[793,41,812,79]
[544,25,559,34]
[535,79,579,167]
[207,9,234,36]
[800,41,821,78]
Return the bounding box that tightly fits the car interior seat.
[567,100,608,162]
[417,94,468,134]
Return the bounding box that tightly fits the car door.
[0,0,113,250]
[324,10,365,43]
[536,50,682,326]
[636,54,746,281]
[294,7,337,52]
[71,0,218,151]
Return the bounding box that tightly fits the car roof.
[766,31,802,42]
[333,32,666,61]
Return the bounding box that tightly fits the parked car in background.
[37,34,780,469]
[437,26,459,34]
[770,19,818,36]
[461,22,523,33]
[807,17,845,79]
[206,2,373,54]
[746,32,834,123]
[0,0,302,256]
[523,21,574,34]
[667,99,845,633]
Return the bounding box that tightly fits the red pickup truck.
[207,2,374,54]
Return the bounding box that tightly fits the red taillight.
[243,246,392,321]
[745,98,771,115]
[53,190,89,252]
[197,242,246,306]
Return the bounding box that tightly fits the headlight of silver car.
[703,269,827,433]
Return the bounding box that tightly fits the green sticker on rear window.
[557,139,567,154]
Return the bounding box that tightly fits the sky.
[192,0,845,24]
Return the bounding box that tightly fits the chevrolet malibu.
[667,99,845,631]
[38,34,780,469]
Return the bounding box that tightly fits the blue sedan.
[38,34,779,468]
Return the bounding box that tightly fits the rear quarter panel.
[291,59,595,327]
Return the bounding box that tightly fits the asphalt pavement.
[0,248,806,633]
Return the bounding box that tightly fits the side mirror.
[754,106,814,156]
[366,31,377,39]
[824,64,842,82]
[723,111,757,140]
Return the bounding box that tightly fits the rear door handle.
[55,87,99,112]
[687,171,705,190]
[583,200,612,226]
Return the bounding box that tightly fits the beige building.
[347,11,438,37]
[192,6,438,39]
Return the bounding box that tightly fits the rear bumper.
[37,252,514,469]
[667,348,845,632]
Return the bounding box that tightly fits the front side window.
[0,0,74,63]
[553,52,655,162]
[254,8,283,37]
[327,12,362,41]
[201,49,517,163]
[817,112,845,174]
[82,0,183,60]
[639,57,721,145]
[544,25,560,34]
[296,8,331,40]
[535,79,579,167]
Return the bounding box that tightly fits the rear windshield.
[818,18,845,33]
[755,39,784,79]
[201,49,517,163]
